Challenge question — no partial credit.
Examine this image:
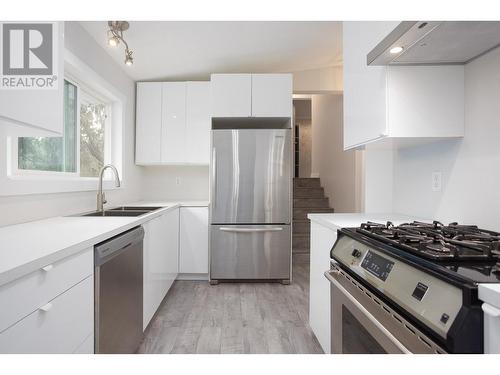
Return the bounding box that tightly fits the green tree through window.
[80,99,106,177]
[18,80,77,172]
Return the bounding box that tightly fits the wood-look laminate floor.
[138,255,323,354]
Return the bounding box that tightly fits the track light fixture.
[107,21,134,66]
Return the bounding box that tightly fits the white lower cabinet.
[0,275,94,354]
[309,221,338,354]
[143,209,179,330]
[179,207,209,276]
[0,247,94,354]
[0,248,93,333]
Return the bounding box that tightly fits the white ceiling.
[79,21,342,81]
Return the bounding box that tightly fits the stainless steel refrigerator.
[209,127,292,284]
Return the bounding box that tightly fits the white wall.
[0,22,143,227]
[292,66,343,93]
[311,94,362,213]
[141,166,209,201]
[364,141,394,214]
[367,46,500,230]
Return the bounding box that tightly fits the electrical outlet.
[432,172,442,192]
[175,177,181,185]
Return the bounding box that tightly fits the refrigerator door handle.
[212,147,217,209]
[219,227,284,233]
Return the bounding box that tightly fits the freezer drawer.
[210,224,291,280]
[211,129,291,224]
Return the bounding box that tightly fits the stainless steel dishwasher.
[94,226,144,354]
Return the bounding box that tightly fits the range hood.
[367,21,500,66]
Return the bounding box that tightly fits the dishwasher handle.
[95,226,144,266]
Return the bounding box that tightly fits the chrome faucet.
[97,164,121,212]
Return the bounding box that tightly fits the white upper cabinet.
[136,82,162,164]
[186,82,211,164]
[161,82,187,163]
[210,73,293,118]
[343,22,396,149]
[343,21,465,150]
[0,22,64,136]
[386,66,464,138]
[210,74,252,117]
[251,74,293,117]
[135,81,210,165]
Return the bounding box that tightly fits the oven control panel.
[360,250,394,281]
[331,234,463,339]
[411,282,428,301]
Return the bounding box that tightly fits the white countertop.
[307,212,428,231]
[479,284,500,309]
[0,200,208,287]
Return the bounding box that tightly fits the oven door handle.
[325,270,411,354]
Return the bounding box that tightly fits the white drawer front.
[0,275,94,353]
[0,248,93,333]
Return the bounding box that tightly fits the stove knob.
[352,249,362,258]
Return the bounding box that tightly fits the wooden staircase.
[293,178,334,255]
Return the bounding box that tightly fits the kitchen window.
[15,79,112,178]
[0,50,125,196]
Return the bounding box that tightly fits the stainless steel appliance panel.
[211,129,291,224]
[210,224,291,280]
[325,264,446,354]
[95,226,144,354]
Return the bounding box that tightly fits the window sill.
[0,174,123,196]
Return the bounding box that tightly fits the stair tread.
[294,179,321,188]
[294,207,334,211]
[292,249,310,254]
[293,253,311,262]
[294,187,324,191]
[293,197,328,200]
[294,203,330,206]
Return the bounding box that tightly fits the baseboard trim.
[176,273,209,281]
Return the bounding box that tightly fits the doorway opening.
[293,98,312,178]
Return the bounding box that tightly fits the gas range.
[327,221,500,354]
[356,221,500,283]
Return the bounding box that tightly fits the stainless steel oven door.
[325,262,447,354]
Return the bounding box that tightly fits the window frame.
[78,84,113,176]
[0,49,126,196]
[12,76,113,179]
[11,77,81,178]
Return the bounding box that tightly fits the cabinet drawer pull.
[39,303,53,312]
[41,264,54,272]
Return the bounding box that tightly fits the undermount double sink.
[77,206,163,217]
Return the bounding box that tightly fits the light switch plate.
[432,172,442,192]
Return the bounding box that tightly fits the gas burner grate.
[357,221,500,261]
